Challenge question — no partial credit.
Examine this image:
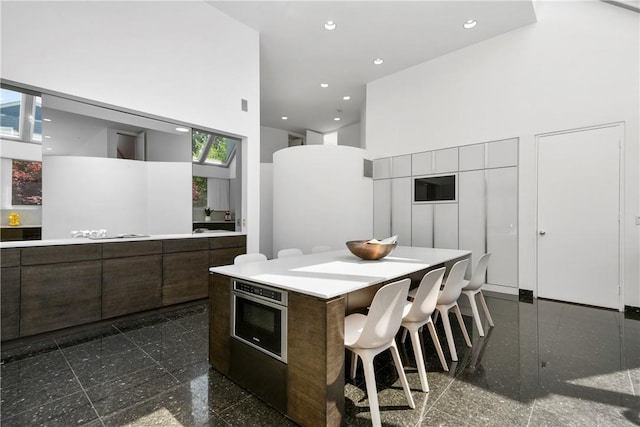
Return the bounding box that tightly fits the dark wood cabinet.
[21,261,102,336]
[163,251,209,305]
[21,244,102,265]
[102,255,162,319]
[1,235,245,341]
[1,267,21,340]
[1,227,42,242]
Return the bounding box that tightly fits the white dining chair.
[345,278,415,427]
[311,245,332,253]
[234,253,267,265]
[277,248,303,258]
[461,253,494,337]
[433,258,472,362]
[400,267,448,392]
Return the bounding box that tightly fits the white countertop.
[0,231,245,248]
[210,246,470,299]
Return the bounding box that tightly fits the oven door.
[232,292,287,363]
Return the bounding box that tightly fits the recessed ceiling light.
[281,116,288,120]
[343,96,351,101]
[334,117,341,121]
[43,118,52,122]
[463,19,477,29]
[324,21,336,31]
[45,147,52,151]
[44,135,51,139]
[373,58,384,65]
[320,83,329,88]
[175,127,190,133]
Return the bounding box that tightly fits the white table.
[208,246,470,426]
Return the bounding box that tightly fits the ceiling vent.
[601,0,640,12]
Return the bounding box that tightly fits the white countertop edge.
[1,231,246,248]
[210,247,471,300]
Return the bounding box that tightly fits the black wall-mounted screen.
[414,175,456,202]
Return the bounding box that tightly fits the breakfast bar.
[208,246,471,426]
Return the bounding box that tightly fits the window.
[0,87,42,142]
[12,160,42,205]
[1,88,22,138]
[192,129,237,166]
[192,176,208,208]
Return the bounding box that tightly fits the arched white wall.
[273,145,373,254]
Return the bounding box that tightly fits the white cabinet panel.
[373,179,391,239]
[486,167,518,287]
[373,158,392,179]
[433,203,458,249]
[411,204,433,248]
[433,147,458,173]
[458,170,486,271]
[487,138,518,168]
[392,155,412,178]
[459,143,485,171]
[391,177,412,245]
[411,151,433,176]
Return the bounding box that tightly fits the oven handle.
[231,290,288,309]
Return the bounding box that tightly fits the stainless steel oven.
[231,280,288,363]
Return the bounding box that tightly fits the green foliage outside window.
[192,130,228,164]
[192,176,207,207]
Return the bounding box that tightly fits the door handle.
[539,230,546,235]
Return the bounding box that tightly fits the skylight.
[192,129,237,167]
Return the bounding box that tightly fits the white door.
[537,125,621,309]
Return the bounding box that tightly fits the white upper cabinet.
[459,143,485,171]
[391,155,412,178]
[373,158,392,179]
[433,147,458,173]
[487,138,518,168]
[411,151,433,176]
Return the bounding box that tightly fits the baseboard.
[624,305,640,320]
[519,289,534,304]
[481,283,518,296]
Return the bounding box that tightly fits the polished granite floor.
[1,295,639,426]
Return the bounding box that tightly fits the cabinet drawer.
[1,248,20,267]
[162,251,209,305]
[210,247,246,268]
[209,235,246,250]
[163,238,209,254]
[102,255,162,318]
[21,261,102,336]
[102,240,162,259]
[1,267,21,340]
[21,244,102,266]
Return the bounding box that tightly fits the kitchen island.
[1,232,246,342]
[208,246,470,427]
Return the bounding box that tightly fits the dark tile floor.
[1,295,639,426]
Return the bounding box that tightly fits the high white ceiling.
[209,1,537,136]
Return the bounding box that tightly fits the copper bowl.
[345,240,397,260]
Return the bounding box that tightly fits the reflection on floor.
[1,295,639,426]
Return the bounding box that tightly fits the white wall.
[260,163,274,259]
[337,122,362,148]
[260,126,289,163]
[273,145,373,254]
[1,1,260,250]
[365,1,639,306]
[145,130,191,163]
